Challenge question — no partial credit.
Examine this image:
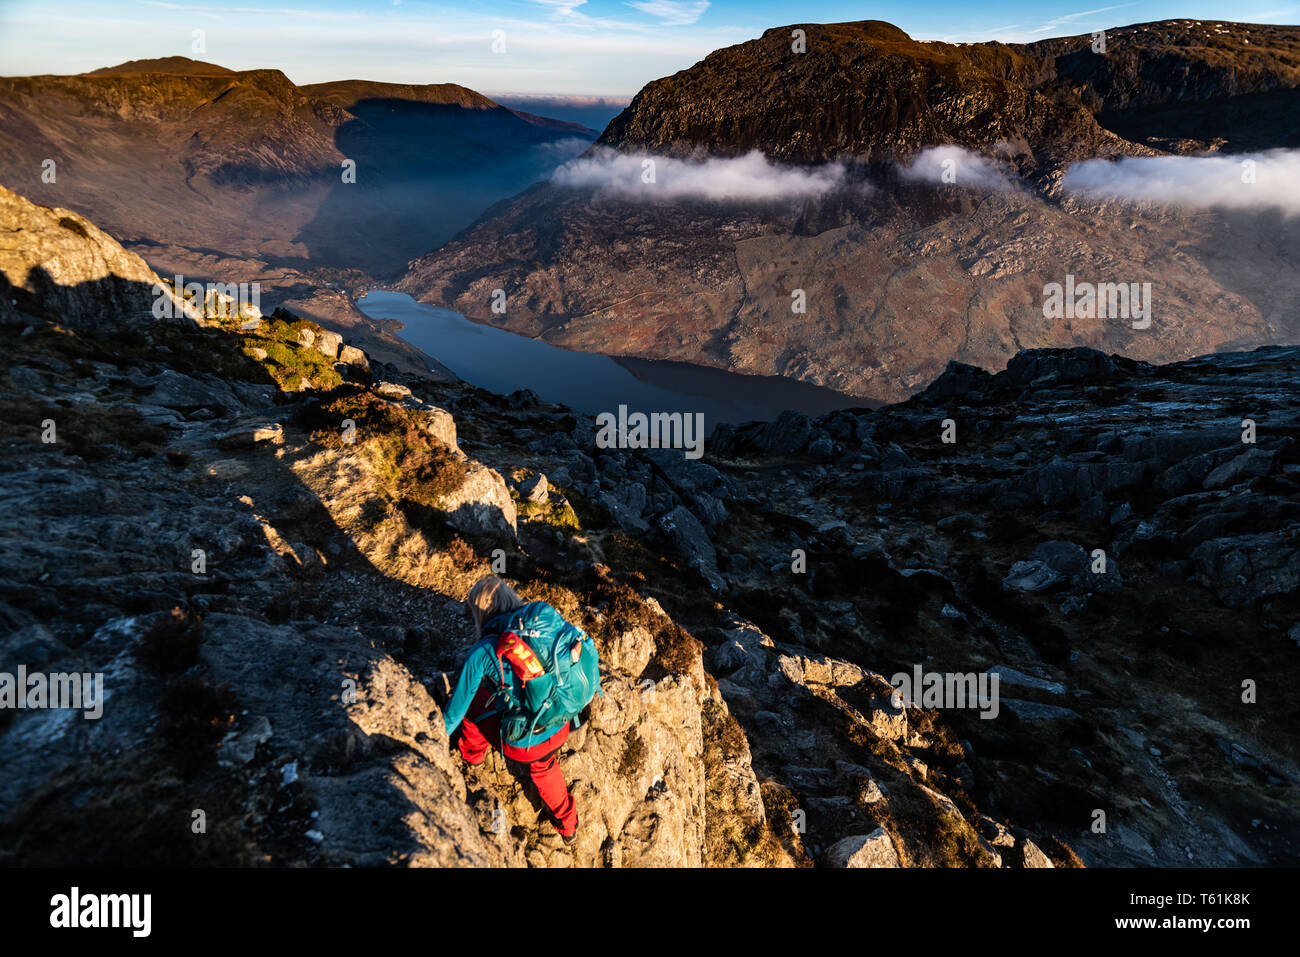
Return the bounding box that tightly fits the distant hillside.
[88,56,237,76]
[304,79,598,136]
[0,57,594,277]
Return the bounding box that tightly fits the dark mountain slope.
[303,79,597,136]
[599,19,1300,165]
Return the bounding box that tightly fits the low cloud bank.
[550,148,849,201]
[532,137,597,165]
[549,144,1030,202]
[1063,151,1300,213]
[897,145,1019,191]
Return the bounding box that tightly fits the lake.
[356,291,866,431]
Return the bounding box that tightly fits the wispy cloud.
[0,0,752,94]
[551,147,847,201]
[1025,3,1135,35]
[625,1,710,26]
[897,145,1020,190]
[937,3,1135,43]
[528,0,589,17]
[1063,151,1300,213]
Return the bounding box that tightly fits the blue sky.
[1,0,1297,97]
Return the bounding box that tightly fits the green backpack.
[487,601,603,743]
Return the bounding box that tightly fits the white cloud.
[897,145,1019,191]
[551,148,847,202]
[1025,3,1134,36]
[934,4,1133,43]
[532,137,599,164]
[528,0,588,16]
[625,1,710,26]
[1063,151,1300,213]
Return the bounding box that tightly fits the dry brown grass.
[701,697,807,867]
[306,390,468,508]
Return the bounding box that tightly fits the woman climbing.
[442,576,602,846]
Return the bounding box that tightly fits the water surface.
[357,291,864,430]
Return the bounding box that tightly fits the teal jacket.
[442,622,558,748]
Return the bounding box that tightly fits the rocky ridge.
[5,183,1297,866]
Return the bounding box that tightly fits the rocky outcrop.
[599,20,1124,167]
[0,308,778,866]
[695,343,1300,866]
[0,183,197,329]
[600,20,1300,163]
[825,828,901,868]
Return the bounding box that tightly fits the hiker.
[443,576,602,846]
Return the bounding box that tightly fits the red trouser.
[455,686,577,836]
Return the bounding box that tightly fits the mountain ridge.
[598,19,1300,166]
[398,18,1300,404]
[0,57,595,279]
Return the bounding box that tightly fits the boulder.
[754,410,814,454]
[1203,447,1277,490]
[1002,699,1081,722]
[1028,540,1122,592]
[1001,347,1120,387]
[658,505,723,591]
[146,369,243,413]
[315,329,343,359]
[1193,531,1300,606]
[0,184,199,331]
[1002,560,1063,592]
[517,472,549,503]
[605,625,655,677]
[865,692,909,740]
[824,827,901,868]
[414,403,459,451]
[599,489,651,536]
[1020,839,1055,868]
[216,715,273,767]
[440,461,518,539]
[1153,445,1240,496]
[986,665,1065,696]
[708,620,775,689]
[339,345,369,370]
[915,360,993,402]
